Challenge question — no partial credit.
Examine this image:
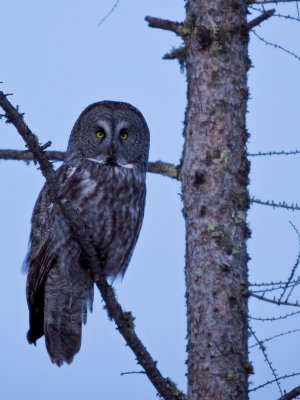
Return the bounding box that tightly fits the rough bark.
[180,1,250,399]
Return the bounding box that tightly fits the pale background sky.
[0,1,300,399]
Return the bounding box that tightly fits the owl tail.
[43,263,93,366]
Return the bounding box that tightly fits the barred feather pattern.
[26,160,146,366]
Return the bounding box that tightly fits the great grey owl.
[24,101,150,366]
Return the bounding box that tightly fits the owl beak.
[106,147,117,166]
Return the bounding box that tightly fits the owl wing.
[25,164,94,365]
[25,185,56,343]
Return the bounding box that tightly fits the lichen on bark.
[180,1,250,399]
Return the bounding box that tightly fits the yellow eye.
[95,128,106,139]
[119,130,128,141]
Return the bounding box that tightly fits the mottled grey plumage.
[25,101,150,366]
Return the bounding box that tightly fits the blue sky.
[0,1,300,399]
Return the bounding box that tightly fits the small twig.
[247,9,275,30]
[120,371,146,376]
[278,386,300,400]
[251,279,300,287]
[250,310,300,321]
[145,16,182,34]
[273,12,300,21]
[249,372,300,392]
[249,326,283,396]
[250,4,300,21]
[253,30,300,62]
[0,149,180,180]
[251,197,300,212]
[251,282,298,294]
[249,328,300,349]
[248,150,300,157]
[0,91,186,400]
[251,292,300,307]
[248,0,300,4]
[278,222,300,302]
[98,0,120,26]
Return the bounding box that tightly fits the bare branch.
[278,386,300,400]
[273,11,300,21]
[0,149,180,180]
[248,0,300,4]
[248,326,283,396]
[251,282,299,294]
[249,372,300,392]
[251,292,300,307]
[0,91,186,400]
[278,222,300,301]
[248,150,300,157]
[251,279,300,287]
[5,147,300,179]
[247,9,275,30]
[120,371,146,376]
[0,149,65,162]
[251,197,300,212]
[250,310,300,321]
[250,5,300,21]
[249,328,300,349]
[98,0,120,26]
[253,30,300,62]
[145,16,182,34]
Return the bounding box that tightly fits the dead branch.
[251,292,300,307]
[98,0,120,26]
[253,30,300,62]
[250,310,300,321]
[250,5,300,22]
[0,91,186,400]
[247,9,275,30]
[249,372,300,393]
[0,149,180,180]
[249,328,300,349]
[248,150,300,157]
[278,386,300,400]
[145,16,182,34]
[278,222,300,302]
[248,0,300,4]
[249,326,282,396]
[251,197,300,212]
[120,371,146,376]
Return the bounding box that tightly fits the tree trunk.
[181,1,250,399]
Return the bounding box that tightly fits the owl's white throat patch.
[87,158,106,165]
[87,158,135,169]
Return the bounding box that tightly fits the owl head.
[65,101,150,172]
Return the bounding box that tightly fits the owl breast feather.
[62,160,146,277]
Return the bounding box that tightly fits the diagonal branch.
[248,326,282,396]
[252,30,300,62]
[0,91,186,400]
[278,386,300,400]
[0,149,180,180]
